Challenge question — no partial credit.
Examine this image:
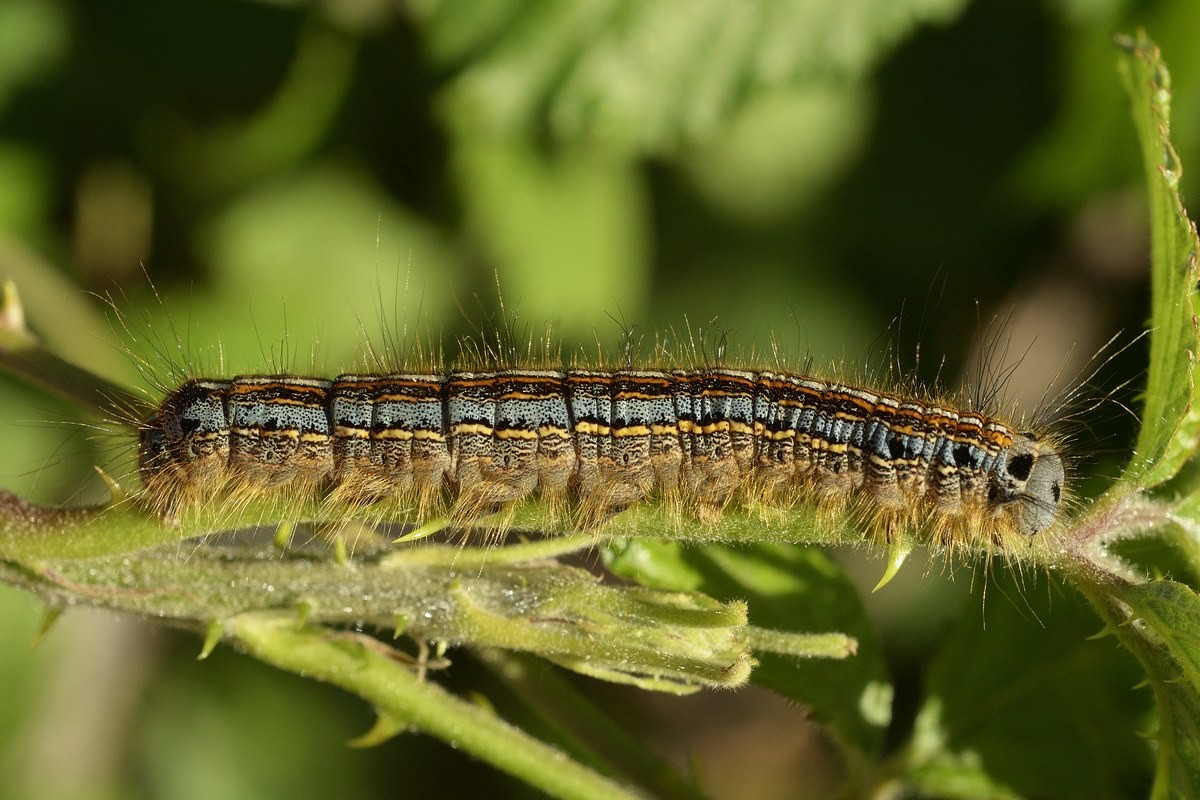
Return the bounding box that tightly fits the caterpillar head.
[138,380,231,501]
[990,433,1066,536]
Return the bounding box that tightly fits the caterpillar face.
[138,380,232,500]
[990,434,1065,537]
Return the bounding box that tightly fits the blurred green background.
[0,0,1196,797]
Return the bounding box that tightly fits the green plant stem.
[231,612,649,800]
[0,280,147,417]
[0,539,753,690]
[748,627,856,660]
[1072,577,1200,796]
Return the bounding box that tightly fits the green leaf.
[1155,686,1200,800]
[907,572,1152,799]
[475,648,712,800]
[200,165,462,371]
[903,697,1023,800]
[415,0,969,153]
[0,0,67,113]
[1115,30,1200,489]
[1115,580,1200,701]
[608,540,889,791]
[1087,579,1200,799]
[446,136,651,341]
[1062,36,1200,795]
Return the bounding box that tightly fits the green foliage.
[417,0,968,152]
[1117,33,1200,489]
[5,3,1200,800]
[910,573,1148,799]
[609,540,889,783]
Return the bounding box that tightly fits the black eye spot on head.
[1007,452,1034,482]
[179,417,201,435]
[1003,434,1065,535]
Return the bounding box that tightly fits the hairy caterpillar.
[135,362,1067,548]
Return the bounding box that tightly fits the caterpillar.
[136,364,1067,547]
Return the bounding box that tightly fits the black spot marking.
[953,444,971,467]
[1007,453,1033,482]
